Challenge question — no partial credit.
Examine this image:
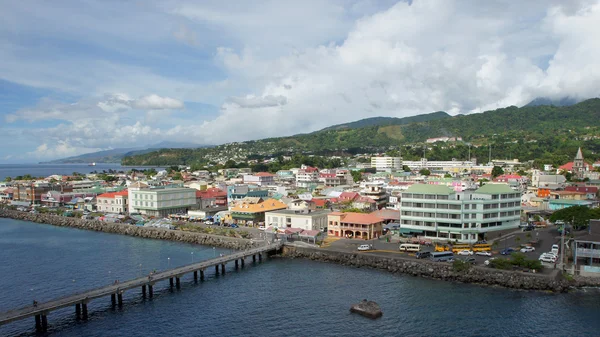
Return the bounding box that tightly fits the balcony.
[576,248,600,259]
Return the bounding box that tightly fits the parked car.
[230,224,239,228]
[459,257,476,264]
[484,258,496,266]
[457,250,474,256]
[204,221,214,225]
[258,225,266,231]
[539,254,557,263]
[500,248,515,255]
[523,226,535,232]
[475,251,492,257]
[415,251,432,259]
[520,246,535,253]
[551,244,560,255]
[475,240,488,244]
[357,244,373,251]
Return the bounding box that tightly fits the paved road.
[0,243,281,326]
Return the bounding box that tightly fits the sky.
[1,0,600,163]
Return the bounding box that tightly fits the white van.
[399,243,421,252]
[551,244,559,255]
[539,253,557,263]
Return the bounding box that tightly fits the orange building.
[327,212,384,240]
[537,188,551,198]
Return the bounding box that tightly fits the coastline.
[2,209,600,292]
[0,209,258,250]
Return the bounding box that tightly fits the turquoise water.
[1,218,599,336]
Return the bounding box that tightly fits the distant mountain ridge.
[320,111,450,131]
[523,96,581,107]
[42,142,211,164]
[122,98,600,166]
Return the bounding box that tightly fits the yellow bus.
[472,244,491,252]
[435,244,450,252]
[451,244,471,253]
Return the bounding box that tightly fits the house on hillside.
[327,212,384,240]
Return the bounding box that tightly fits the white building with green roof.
[400,183,521,243]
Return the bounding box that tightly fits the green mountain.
[320,111,450,131]
[122,98,600,167]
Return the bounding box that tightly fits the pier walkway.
[0,242,282,332]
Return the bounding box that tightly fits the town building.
[195,188,228,207]
[565,186,598,200]
[96,190,129,214]
[400,183,521,243]
[227,184,269,204]
[296,165,319,189]
[230,198,287,225]
[243,172,276,186]
[41,190,98,208]
[265,209,330,231]
[361,182,388,209]
[327,212,384,240]
[557,148,592,178]
[371,156,402,172]
[572,219,600,277]
[128,184,196,217]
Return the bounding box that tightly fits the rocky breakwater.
[282,246,572,292]
[0,209,258,250]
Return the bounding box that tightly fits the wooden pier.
[0,243,282,332]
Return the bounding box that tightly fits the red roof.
[196,188,227,199]
[355,196,376,204]
[97,190,128,198]
[339,192,359,201]
[320,173,336,178]
[559,162,592,171]
[312,199,330,207]
[255,172,275,177]
[565,186,598,193]
[301,166,319,173]
[331,212,384,225]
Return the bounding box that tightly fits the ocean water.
[1,218,599,337]
[0,164,162,181]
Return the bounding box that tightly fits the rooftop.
[266,209,331,216]
[332,212,384,225]
[97,190,128,198]
[474,183,515,194]
[403,184,455,195]
[230,198,287,213]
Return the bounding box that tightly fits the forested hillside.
[122,98,600,167]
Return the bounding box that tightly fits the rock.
[350,299,382,319]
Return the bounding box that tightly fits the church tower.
[573,147,585,179]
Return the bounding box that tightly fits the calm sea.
[1,218,599,337]
[0,164,162,181]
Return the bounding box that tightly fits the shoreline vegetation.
[2,209,600,292]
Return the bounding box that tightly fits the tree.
[350,170,362,183]
[419,169,431,176]
[402,165,411,172]
[172,172,183,181]
[444,173,452,178]
[491,166,504,178]
[550,205,598,229]
[3,176,11,182]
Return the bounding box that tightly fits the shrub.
[452,260,471,272]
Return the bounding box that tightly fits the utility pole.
[488,144,492,165]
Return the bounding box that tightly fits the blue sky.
[1,0,600,163]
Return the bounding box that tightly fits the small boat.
[88,162,96,166]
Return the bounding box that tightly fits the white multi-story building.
[400,183,521,243]
[265,209,330,231]
[296,165,319,188]
[243,172,276,186]
[128,184,196,217]
[371,157,402,172]
[96,190,128,214]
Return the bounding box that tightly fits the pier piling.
[142,285,147,297]
[200,269,205,281]
[117,292,123,307]
[35,315,41,331]
[253,254,256,263]
[169,278,174,288]
[148,284,154,298]
[41,315,48,331]
[221,264,225,274]
[235,259,239,269]
[215,264,219,274]
[111,293,116,306]
[75,303,81,318]
[176,277,181,289]
[82,303,88,320]
[193,270,198,282]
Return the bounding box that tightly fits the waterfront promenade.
[0,242,282,332]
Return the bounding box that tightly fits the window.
[464,204,470,210]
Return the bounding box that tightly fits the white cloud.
[27,142,103,160]
[3,0,600,161]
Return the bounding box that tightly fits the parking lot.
[323,226,562,272]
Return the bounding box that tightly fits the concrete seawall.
[0,209,258,250]
[281,246,600,292]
